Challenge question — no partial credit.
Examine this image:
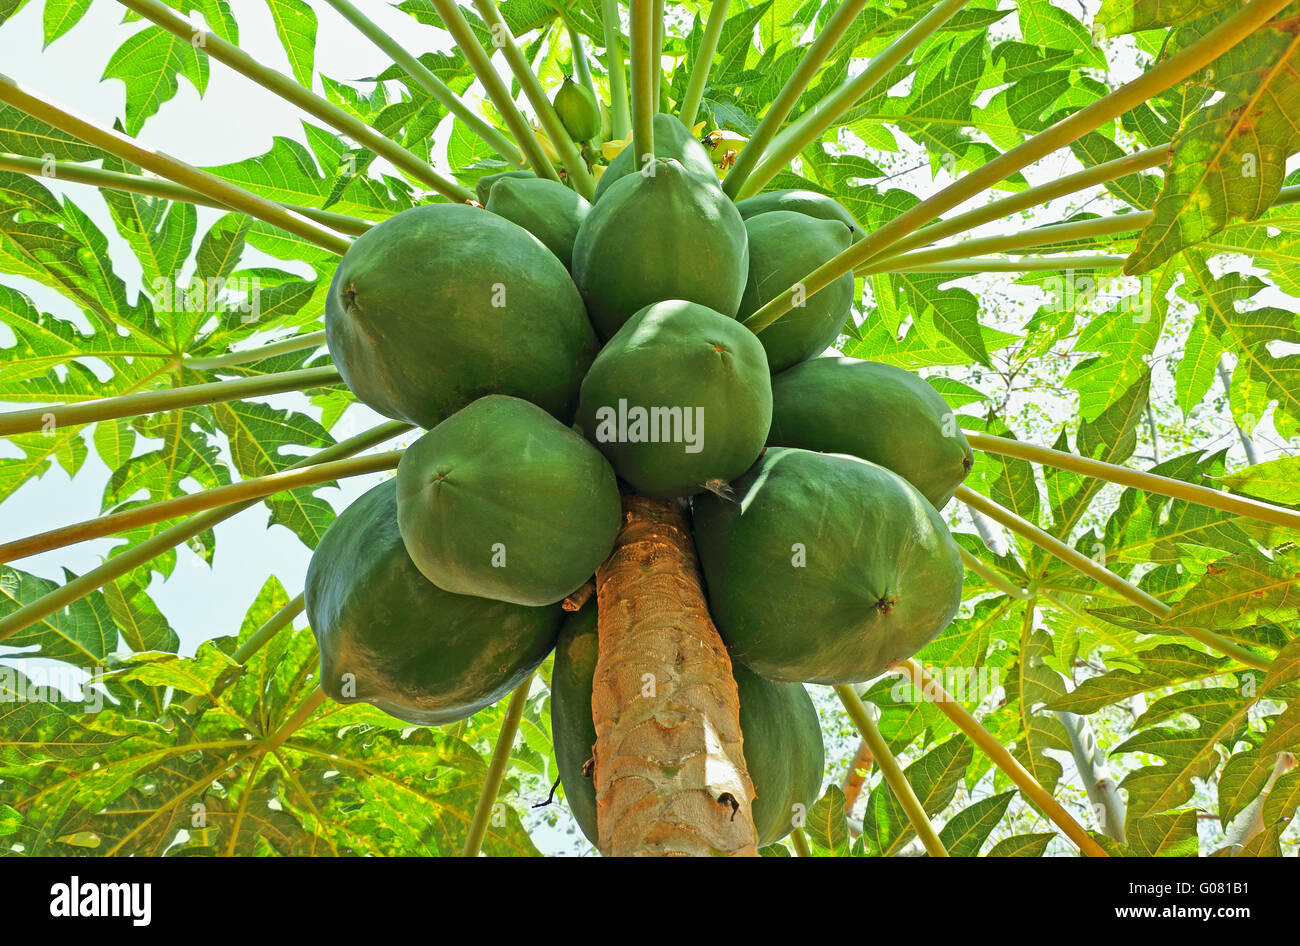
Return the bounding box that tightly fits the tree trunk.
[1056,709,1126,842]
[591,495,759,856]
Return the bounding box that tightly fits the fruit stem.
[470,0,598,199]
[678,0,729,128]
[0,154,374,237]
[739,0,972,199]
[0,74,353,256]
[322,0,524,168]
[180,594,307,715]
[957,485,1171,618]
[261,686,327,755]
[462,673,535,857]
[955,486,1274,672]
[893,660,1111,858]
[879,145,1172,257]
[630,0,657,167]
[0,419,411,645]
[601,0,631,140]
[566,20,597,106]
[113,0,473,204]
[0,450,403,564]
[184,330,328,371]
[651,0,665,112]
[875,254,1127,273]
[865,212,1150,272]
[966,431,1300,533]
[742,0,1292,334]
[834,686,949,857]
[790,827,813,857]
[427,0,564,184]
[957,546,1032,600]
[721,0,869,199]
[0,365,343,438]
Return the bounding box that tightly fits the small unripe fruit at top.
[553,78,601,142]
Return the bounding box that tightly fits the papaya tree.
[0,0,1298,858]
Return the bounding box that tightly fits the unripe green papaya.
[325,204,597,429]
[736,189,864,242]
[397,396,622,607]
[551,602,824,849]
[593,112,716,201]
[485,176,590,271]
[549,603,601,841]
[306,479,561,726]
[769,357,973,509]
[572,158,749,340]
[737,210,854,372]
[693,448,963,684]
[475,169,534,205]
[553,78,601,142]
[575,300,771,498]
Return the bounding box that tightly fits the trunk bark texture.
[591,495,758,856]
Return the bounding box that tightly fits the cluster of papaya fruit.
[305,99,972,848]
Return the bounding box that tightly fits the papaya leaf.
[1047,644,1229,714]
[101,26,210,136]
[0,565,119,668]
[985,831,1055,856]
[1126,810,1200,856]
[1216,457,1300,507]
[861,735,972,856]
[1217,748,1273,829]
[1262,768,1300,826]
[42,0,91,47]
[1098,0,1238,36]
[803,784,850,856]
[1234,822,1284,857]
[935,790,1015,856]
[264,0,317,88]
[1126,15,1300,273]
[1114,686,1254,819]
[1016,0,1106,69]
[1002,626,1070,796]
[1165,549,1300,635]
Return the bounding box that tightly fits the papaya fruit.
[485,176,590,270]
[325,203,597,429]
[572,158,749,340]
[575,299,772,498]
[769,357,973,509]
[737,210,854,373]
[693,447,963,684]
[553,78,601,142]
[549,603,601,841]
[475,168,534,205]
[305,479,562,726]
[592,112,716,201]
[735,188,864,242]
[551,602,824,848]
[397,395,621,607]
